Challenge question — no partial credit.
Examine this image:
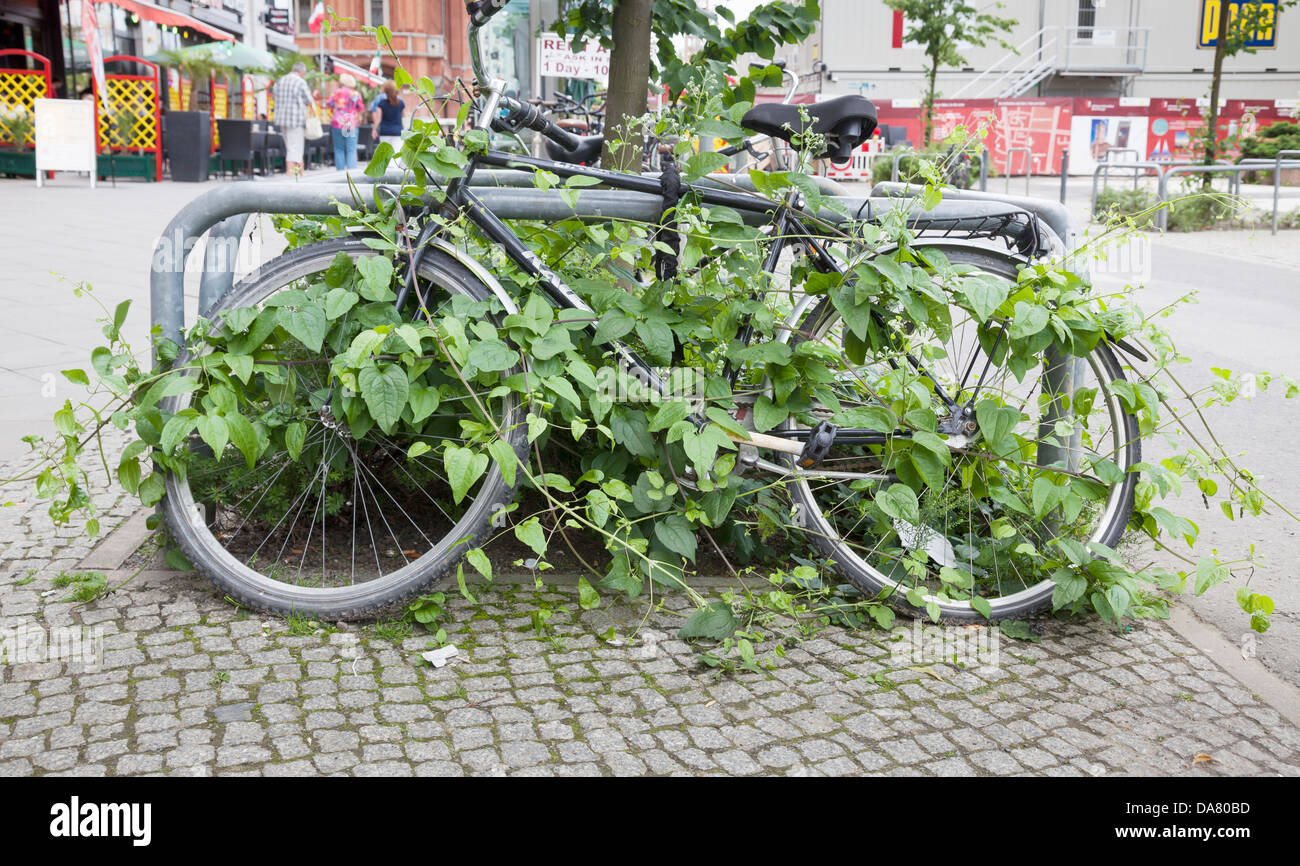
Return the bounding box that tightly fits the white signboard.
[537,36,610,81]
[34,98,97,187]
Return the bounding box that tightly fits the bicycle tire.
[161,237,528,620]
[783,244,1140,622]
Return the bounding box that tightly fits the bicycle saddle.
[741,95,878,161]
[544,134,604,166]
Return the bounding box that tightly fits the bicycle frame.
[398,26,996,458]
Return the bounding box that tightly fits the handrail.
[950,28,1047,98]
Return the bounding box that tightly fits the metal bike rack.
[152,170,1080,357]
[1098,148,1140,190]
[1271,150,1300,235]
[1089,160,1180,220]
[1155,162,1300,231]
[1004,146,1032,195]
[890,146,916,183]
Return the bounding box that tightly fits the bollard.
[1059,151,1069,204]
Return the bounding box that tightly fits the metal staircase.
[951,26,1150,99]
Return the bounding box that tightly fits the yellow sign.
[1198,0,1278,49]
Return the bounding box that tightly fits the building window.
[367,0,386,27]
[296,0,314,34]
[1077,0,1096,40]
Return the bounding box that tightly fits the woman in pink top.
[325,72,366,170]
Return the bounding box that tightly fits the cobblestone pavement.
[3,450,1300,777]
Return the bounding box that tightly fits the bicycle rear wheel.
[161,238,527,619]
[783,245,1140,621]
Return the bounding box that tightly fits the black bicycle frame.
[402,145,969,445]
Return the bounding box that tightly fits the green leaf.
[356,255,395,301]
[975,399,1020,454]
[444,445,488,505]
[487,438,518,488]
[407,441,432,460]
[684,150,731,180]
[285,421,307,461]
[358,363,409,434]
[466,548,492,582]
[324,287,359,320]
[1010,302,1050,340]
[752,396,788,433]
[277,303,328,353]
[61,369,90,386]
[467,340,519,372]
[225,412,261,469]
[196,414,229,458]
[593,310,635,345]
[875,484,919,524]
[654,514,697,563]
[577,576,600,610]
[1194,558,1229,596]
[962,274,1010,323]
[514,516,547,556]
[678,601,739,640]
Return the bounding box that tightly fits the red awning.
[106,0,236,42]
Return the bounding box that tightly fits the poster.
[992,98,1072,176]
[1068,97,1150,175]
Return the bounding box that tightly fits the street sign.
[537,36,610,81]
[34,98,97,188]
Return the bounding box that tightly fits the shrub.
[1094,186,1157,227]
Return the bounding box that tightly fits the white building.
[815,0,1299,102]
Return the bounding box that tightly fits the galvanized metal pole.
[1275,150,1300,235]
[1059,150,1068,203]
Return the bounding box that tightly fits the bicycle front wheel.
[784,245,1140,621]
[160,238,528,620]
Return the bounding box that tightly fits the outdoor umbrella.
[146,41,275,71]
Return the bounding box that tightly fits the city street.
[1,171,1299,777]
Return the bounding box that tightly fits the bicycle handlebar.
[465,0,509,27]
[498,96,584,152]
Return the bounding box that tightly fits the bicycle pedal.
[797,420,838,468]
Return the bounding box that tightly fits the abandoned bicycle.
[157,0,1139,624]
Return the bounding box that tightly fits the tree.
[1199,0,1296,186]
[884,0,1016,147]
[556,1,821,169]
[604,0,654,172]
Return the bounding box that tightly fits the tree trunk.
[1202,12,1228,188]
[601,0,653,172]
[923,56,939,148]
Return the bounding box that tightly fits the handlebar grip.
[501,98,585,152]
[545,123,583,153]
[466,0,509,26]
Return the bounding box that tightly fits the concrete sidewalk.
[1,475,1298,777]
[3,174,1300,777]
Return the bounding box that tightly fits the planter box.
[166,111,211,182]
[97,153,157,181]
[0,148,36,177]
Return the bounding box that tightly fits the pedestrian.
[371,82,406,149]
[272,61,314,178]
[325,72,366,170]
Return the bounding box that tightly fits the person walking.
[325,72,366,170]
[272,62,314,178]
[371,82,406,149]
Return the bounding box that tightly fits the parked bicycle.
[158,0,1139,624]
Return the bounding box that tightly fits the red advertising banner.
[991,98,1073,175]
